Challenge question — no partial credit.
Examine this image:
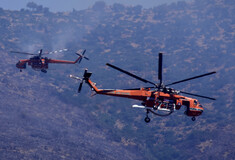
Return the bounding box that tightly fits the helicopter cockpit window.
[194,100,198,105]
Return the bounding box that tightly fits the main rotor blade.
[180,91,216,100]
[166,71,216,86]
[106,63,156,86]
[158,53,163,84]
[47,48,68,54]
[10,51,35,55]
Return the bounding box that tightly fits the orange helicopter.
[70,53,216,123]
[11,49,89,73]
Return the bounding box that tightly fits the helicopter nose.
[199,104,204,113]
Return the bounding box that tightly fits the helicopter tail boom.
[85,78,151,100]
[48,56,81,64]
[73,69,151,100]
[48,50,88,64]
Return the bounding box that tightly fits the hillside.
[0,0,234,159]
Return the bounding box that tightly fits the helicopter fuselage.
[16,54,84,73]
[86,79,204,118]
[16,56,49,71]
[70,51,215,122]
[28,57,49,70]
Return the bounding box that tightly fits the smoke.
[49,6,109,59]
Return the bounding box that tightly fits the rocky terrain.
[0,0,234,159]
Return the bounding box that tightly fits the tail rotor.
[69,69,92,93]
[76,49,89,64]
[78,80,84,93]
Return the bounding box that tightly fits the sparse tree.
[36,5,43,12]
[92,1,106,11]
[113,3,125,12]
[26,2,38,11]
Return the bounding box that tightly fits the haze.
[0,0,193,12]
